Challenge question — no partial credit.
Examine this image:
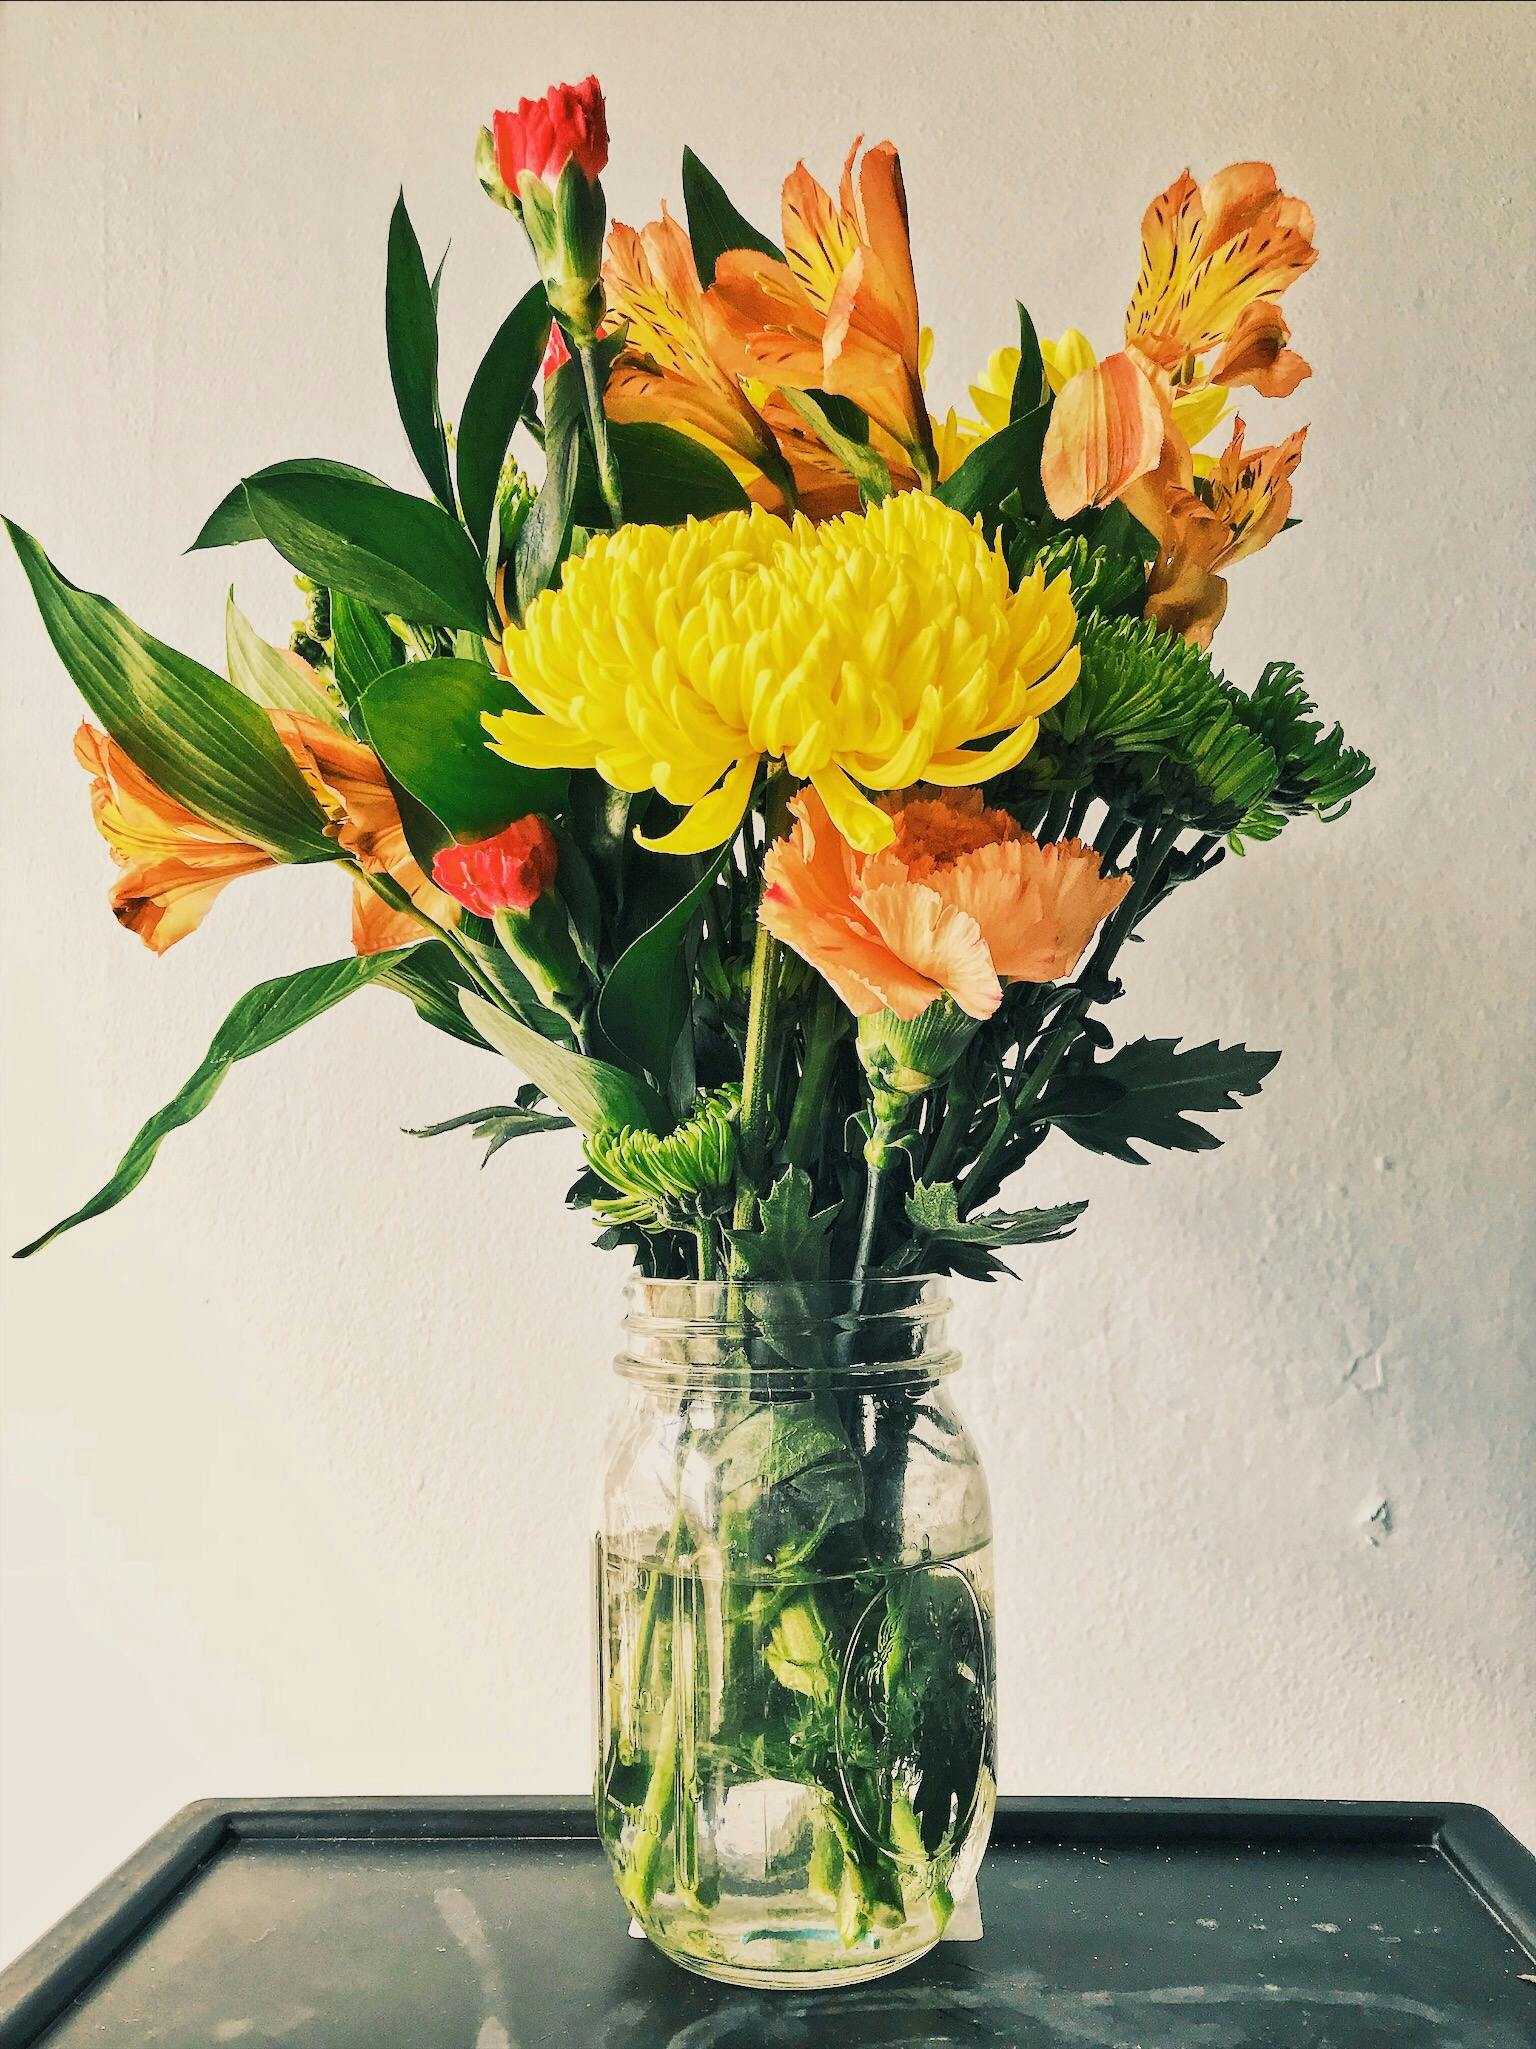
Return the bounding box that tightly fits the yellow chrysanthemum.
[483,494,1079,856]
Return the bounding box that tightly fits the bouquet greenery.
[9,79,1369,1280]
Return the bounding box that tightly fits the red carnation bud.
[433,817,558,918]
[542,324,572,381]
[493,76,608,190]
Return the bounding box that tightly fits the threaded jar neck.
[617,1276,955,1393]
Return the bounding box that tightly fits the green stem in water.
[852,1153,886,1288]
[577,341,624,527]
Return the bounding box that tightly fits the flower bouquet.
[9,76,1371,1986]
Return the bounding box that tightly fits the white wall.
[1,0,1532,1965]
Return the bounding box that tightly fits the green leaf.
[575,422,750,527]
[461,994,669,1136]
[328,590,399,712]
[386,193,456,512]
[375,939,491,1047]
[779,389,891,505]
[937,404,1049,523]
[360,657,565,837]
[514,360,583,614]
[5,520,333,862]
[728,1168,839,1285]
[1009,302,1048,420]
[598,847,730,1086]
[681,145,783,288]
[14,952,411,1257]
[404,1086,571,1163]
[243,472,491,635]
[224,589,345,727]
[457,284,551,551]
[188,458,382,552]
[712,1403,864,1567]
[1051,1036,1280,1164]
[903,1181,1087,1281]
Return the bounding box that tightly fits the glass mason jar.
[595,1277,995,1988]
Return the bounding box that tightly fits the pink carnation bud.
[493,76,608,190]
[432,816,559,918]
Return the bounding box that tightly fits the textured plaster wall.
[1,0,1532,1965]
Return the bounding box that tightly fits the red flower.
[493,77,608,191]
[542,324,572,381]
[432,817,558,918]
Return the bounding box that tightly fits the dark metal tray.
[2,1796,1532,2046]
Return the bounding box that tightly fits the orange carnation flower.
[761,786,1131,1023]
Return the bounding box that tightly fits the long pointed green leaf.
[573,422,750,527]
[1009,303,1049,420]
[5,520,333,861]
[225,590,345,727]
[377,939,491,1047]
[457,285,551,551]
[598,847,729,1085]
[243,473,492,635]
[681,146,782,288]
[329,591,399,713]
[514,360,583,614]
[188,458,382,552]
[461,994,668,1136]
[937,404,1050,523]
[387,193,456,512]
[14,952,412,1257]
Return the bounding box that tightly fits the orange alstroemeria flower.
[75,702,454,957]
[1042,160,1314,521]
[705,140,938,483]
[1127,163,1316,398]
[603,210,793,496]
[761,785,1131,1022]
[1134,417,1309,647]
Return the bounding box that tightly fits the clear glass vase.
[595,1277,995,1989]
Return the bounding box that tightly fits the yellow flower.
[483,494,1080,856]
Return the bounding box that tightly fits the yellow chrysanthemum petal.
[488,494,1079,851]
[634,752,760,853]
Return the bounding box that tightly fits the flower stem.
[730,777,792,1241]
[852,1154,885,1288]
[784,984,847,1170]
[577,341,624,527]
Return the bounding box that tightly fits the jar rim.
[618,1274,956,1389]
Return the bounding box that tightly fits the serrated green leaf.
[1052,1036,1280,1164]
[188,458,383,552]
[598,847,730,1086]
[225,590,345,727]
[244,473,491,635]
[404,1087,571,1163]
[360,657,565,838]
[386,193,456,512]
[903,1181,1087,1280]
[681,146,783,288]
[5,520,333,862]
[461,994,669,1136]
[14,952,411,1257]
[457,285,551,551]
[728,1168,839,1285]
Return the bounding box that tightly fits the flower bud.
[432,816,557,917]
[856,997,979,1154]
[489,78,610,345]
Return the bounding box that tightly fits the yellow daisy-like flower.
[483,493,1080,856]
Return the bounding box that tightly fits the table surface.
[3,1797,1534,2048]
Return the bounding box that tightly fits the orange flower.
[705,140,937,483]
[1042,160,1314,520]
[761,786,1130,1022]
[1127,163,1316,397]
[75,707,454,957]
[602,211,796,494]
[1134,417,1309,647]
